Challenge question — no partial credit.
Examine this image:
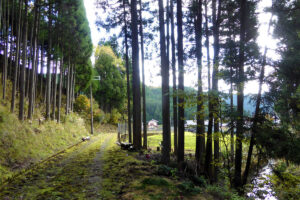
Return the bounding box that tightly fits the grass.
[147,132,236,153]
[0,134,113,199]
[0,101,90,184]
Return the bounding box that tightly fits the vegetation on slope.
[0,102,89,183]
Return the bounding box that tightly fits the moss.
[0,102,90,184]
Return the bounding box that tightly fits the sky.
[83,0,278,95]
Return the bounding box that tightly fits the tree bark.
[52,59,58,120]
[170,0,178,154]
[123,0,132,143]
[177,0,185,164]
[46,0,52,120]
[131,0,142,149]
[139,0,147,149]
[158,0,171,164]
[242,15,272,186]
[194,0,205,171]
[212,0,221,182]
[234,0,246,189]
[11,0,23,113]
[19,0,28,121]
[57,56,63,123]
[28,0,40,120]
[204,0,213,179]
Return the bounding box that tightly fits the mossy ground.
[0,133,114,199]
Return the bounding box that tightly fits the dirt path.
[0,133,116,200]
[87,135,113,199]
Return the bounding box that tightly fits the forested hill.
[146,86,255,124]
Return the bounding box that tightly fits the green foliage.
[0,104,89,183]
[157,165,172,176]
[271,162,300,200]
[142,177,170,187]
[74,95,90,114]
[206,185,245,200]
[109,108,122,124]
[177,181,201,195]
[94,45,126,113]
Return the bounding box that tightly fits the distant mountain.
[145,86,256,124]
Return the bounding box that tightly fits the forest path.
[0,133,116,200]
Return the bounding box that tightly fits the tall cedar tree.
[177,0,185,164]
[194,0,205,169]
[158,0,171,164]
[139,0,147,149]
[234,0,246,188]
[170,0,178,154]
[131,0,142,149]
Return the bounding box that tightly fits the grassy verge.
[0,103,90,183]
[0,134,112,199]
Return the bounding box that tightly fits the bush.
[74,95,90,114]
[177,181,201,195]
[109,109,121,124]
[94,109,105,123]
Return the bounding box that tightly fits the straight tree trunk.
[123,0,132,143]
[204,0,213,179]
[194,0,205,170]
[28,1,39,119]
[2,0,8,99]
[131,0,142,149]
[234,0,246,189]
[46,0,52,120]
[230,65,234,162]
[170,0,178,154]
[40,41,44,97]
[65,57,70,115]
[26,21,34,99]
[11,0,23,113]
[52,59,58,120]
[9,0,15,78]
[19,0,28,121]
[177,0,185,164]
[212,0,221,182]
[158,0,171,164]
[139,0,147,149]
[57,56,63,123]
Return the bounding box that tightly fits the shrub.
[74,95,90,114]
[109,109,121,124]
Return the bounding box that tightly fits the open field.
[147,132,237,153]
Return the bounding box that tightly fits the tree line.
[0,0,93,122]
[96,0,300,192]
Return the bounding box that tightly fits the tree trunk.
[19,0,28,121]
[11,0,23,113]
[57,56,63,123]
[2,0,8,99]
[212,0,221,182]
[170,0,178,154]
[52,59,58,120]
[131,0,142,149]
[234,0,246,189]
[158,0,171,164]
[123,0,132,143]
[28,1,40,120]
[139,0,147,149]
[9,0,15,79]
[242,15,272,186]
[66,57,70,115]
[194,0,205,171]
[46,0,52,120]
[204,0,213,179]
[177,0,185,164]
